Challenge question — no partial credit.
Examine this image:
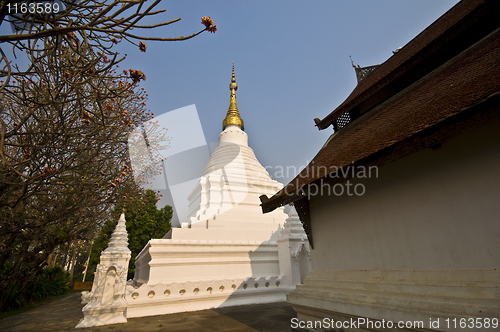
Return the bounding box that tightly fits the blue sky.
[120,0,460,223]
[119,0,460,177]
[0,0,461,224]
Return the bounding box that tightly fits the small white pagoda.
[124,65,311,318]
[77,213,131,328]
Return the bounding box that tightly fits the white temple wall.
[309,117,500,271]
[288,117,500,330]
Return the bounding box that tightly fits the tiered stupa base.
[126,237,288,318]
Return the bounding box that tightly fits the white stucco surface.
[128,125,309,318]
[288,117,500,331]
[310,117,500,271]
[77,213,131,328]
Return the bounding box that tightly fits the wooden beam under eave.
[294,197,314,249]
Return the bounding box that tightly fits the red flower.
[139,41,147,52]
[201,16,214,28]
[201,16,217,33]
[129,69,146,83]
[207,25,217,33]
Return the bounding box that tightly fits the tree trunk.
[46,253,53,267]
[68,251,77,288]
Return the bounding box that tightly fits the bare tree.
[0,1,217,89]
[0,0,216,310]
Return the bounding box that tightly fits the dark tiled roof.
[261,0,500,213]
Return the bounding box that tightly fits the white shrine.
[80,66,311,325]
[77,213,131,328]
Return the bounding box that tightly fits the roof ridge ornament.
[350,56,381,84]
[222,62,244,131]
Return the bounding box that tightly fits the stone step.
[305,278,499,299]
[291,284,500,317]
[307,269,500,283]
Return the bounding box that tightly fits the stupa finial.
[231,61,236,82]
[222,62,244,131]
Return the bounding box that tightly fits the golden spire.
[222,62,244,131]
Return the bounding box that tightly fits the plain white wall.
[309,116,500,271]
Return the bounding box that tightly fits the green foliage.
[88,190,172,280]
[0,264,69,311]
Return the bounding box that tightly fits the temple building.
[98,65,311,319]
[261,0,500,330]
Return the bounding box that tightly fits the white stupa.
[122,65,310,318]
[170,65,286,241]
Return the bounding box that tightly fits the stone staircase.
[288,269,500,331]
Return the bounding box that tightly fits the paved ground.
[0,293,301,332]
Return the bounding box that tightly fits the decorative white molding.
[291,240,311,260]
[277,206,312,287]
[126,275,289,317]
